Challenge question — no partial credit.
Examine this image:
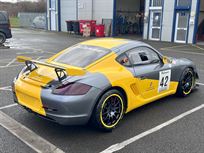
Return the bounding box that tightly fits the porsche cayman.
[12,38,199,131]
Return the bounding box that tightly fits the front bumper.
[12,84,102,125]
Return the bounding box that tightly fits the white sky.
[0,0,38,2]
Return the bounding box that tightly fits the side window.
[116,54,131,67]
[127,47,160,65]
[144,47,161,62]
[0,13,6,21]
[126,49,142,65]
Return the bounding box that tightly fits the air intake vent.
[130,83,139,95]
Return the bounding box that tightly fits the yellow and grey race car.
[13,38,199,131]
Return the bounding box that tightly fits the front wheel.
[176,68,195,97]
[91,89,125,132]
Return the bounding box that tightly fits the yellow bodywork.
[86,51,178,113]
[14,65,55,115]
[15,38,179,116]
[82,39,179,113]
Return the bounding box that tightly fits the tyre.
[91,89,125,132]
[176,68,195,97]
[0,32,6,44]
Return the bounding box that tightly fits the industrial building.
[47,0,204,44]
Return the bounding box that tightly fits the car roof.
[80,38,146,51]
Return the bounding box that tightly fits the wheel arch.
[178,66,195,82]
[0,31,6,37]
[0,31,6,43]
[188,66,199,79]
[91,86,128,117]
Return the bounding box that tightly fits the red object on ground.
[79,20,96,34]
[95,24,105,37]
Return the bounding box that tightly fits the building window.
[151,0,163,7]
[177,0,191,7]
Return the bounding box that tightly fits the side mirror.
[162,56,170,64]
[16,56,32,63]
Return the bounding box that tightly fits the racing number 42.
[160,76,169,87]
[158,70,171,92]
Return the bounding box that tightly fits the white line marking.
[100,104,204,153]
[0,104,18,110]
[0,86,12,91]
[197,82,204,86]
[0,64,24,68]
[0,111,65,153]
[192,45,204,51]
[6,59,16,67]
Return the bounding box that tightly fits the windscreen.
[53,45,111,68]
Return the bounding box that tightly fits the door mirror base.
[162,56,171,64]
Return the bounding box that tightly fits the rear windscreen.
[53,45,111,68]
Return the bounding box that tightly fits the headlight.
[52,82,92,95]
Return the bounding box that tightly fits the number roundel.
[158,70,171,92]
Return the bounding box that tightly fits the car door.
[126,46,172,99]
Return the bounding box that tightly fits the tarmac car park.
[0,28,204,153]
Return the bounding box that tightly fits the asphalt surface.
[0,28,204,153]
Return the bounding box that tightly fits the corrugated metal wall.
[161,0,175,42]
[78,0,93,20]
[143,0,150,40]
[60,0,77,32]
[188,0,198,43]
[93,0,114,24]
[59,0,114,31]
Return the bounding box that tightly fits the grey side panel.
[133,58,197,82]
[171,58,199,81]
[111,40,197,82]
[40,72,112,125]
[67,72,111,90]
[41,87,102,125]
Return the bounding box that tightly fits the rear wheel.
[0,32,6,44]
[91,89,125,132]
[176,68,195,97]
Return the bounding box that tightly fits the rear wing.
[16,56,86,81]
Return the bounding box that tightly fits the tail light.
[52,82,92,95]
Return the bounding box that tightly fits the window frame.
[151,0,163,7]
[176,0,192,7]
[116,46,163,67]
[116,53,132,67]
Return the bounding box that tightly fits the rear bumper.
[17,103,90,125]
[12,83,101,125]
